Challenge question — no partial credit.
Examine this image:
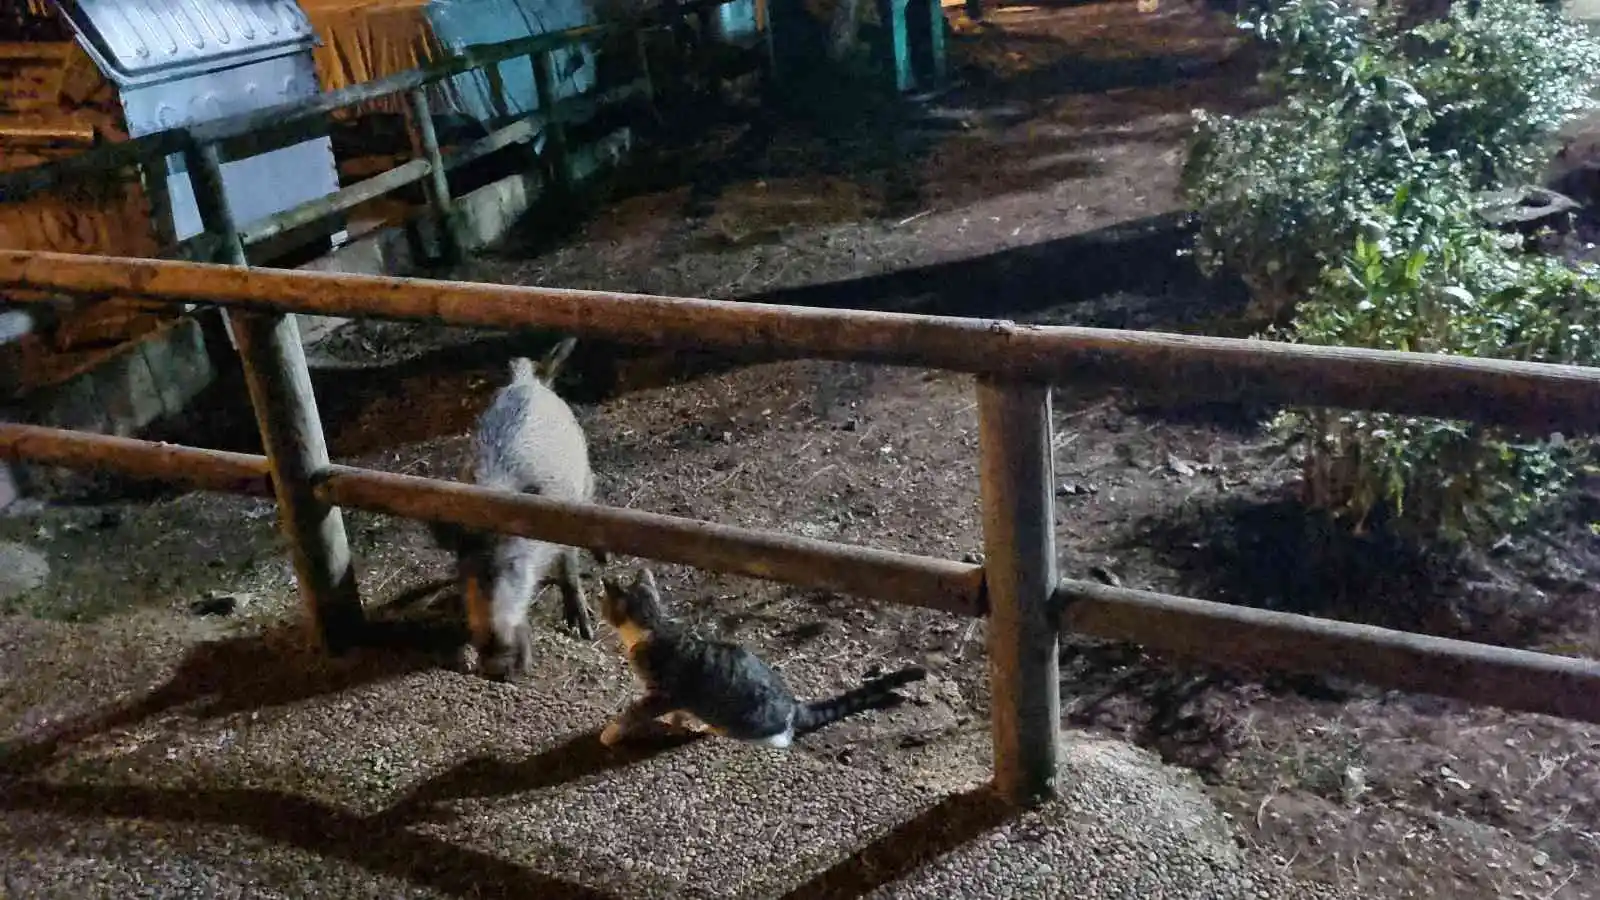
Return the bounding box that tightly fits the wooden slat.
[3,250,1600,432]
[0,422,985,617]
[238,158,433,248]
[0,423,271,495]
[1057,579,1600,725]
[317,464,985,616]
[224,76,649,247]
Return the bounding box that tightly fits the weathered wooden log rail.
[4,248,1600,809]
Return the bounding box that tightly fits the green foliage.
[1272,184,1600,541]
[1178,0,1600,543]
[1180,0,1600,321]
[1410,0,1600,187]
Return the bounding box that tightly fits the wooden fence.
[3,247,1600,807]
[0,0,760,270]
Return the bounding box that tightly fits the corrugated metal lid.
[55,0,319,88]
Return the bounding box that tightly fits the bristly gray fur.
[428,337,606,680]
[596,567,927,748]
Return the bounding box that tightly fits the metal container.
[52,0,341,245]
[427,0,599,127]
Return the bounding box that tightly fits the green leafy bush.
[1273,182,1600,541]
[1410,0,1600,188]
[1179,0,1600,542]
[1180,0,1600,323]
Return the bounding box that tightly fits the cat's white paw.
[599,722,625,747]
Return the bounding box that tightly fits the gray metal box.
[54,0,341,244]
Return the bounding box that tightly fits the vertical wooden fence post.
[405,87,461,263]
[485,60,511,123]
[531,49,572,193]
[183,137,366,653]
[145,149,239,366]
[977,378,1060,805]
[140,154,177,249]
[927,0,947,86]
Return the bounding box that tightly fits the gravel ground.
[9,0,1595,894]
[0,591,1348,898]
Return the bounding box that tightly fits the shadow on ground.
[1132,496,1450,630]
[747,210,1246,324]
[0,776,624,899]
[1129,493,1595,652]
[776,787,1013,899]
[0,582,467,779]
[1055,490,1600,775]
[0,721,1024,898]
[380,725,707,825]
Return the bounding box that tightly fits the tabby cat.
[597,566,927,748]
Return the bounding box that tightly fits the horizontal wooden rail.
[0,424,272,496]
[0,29,606,201]
[0,422,984,617]
[316,465,983,615]
[3,250,1600,432]
[198,25,617,162]
[1056,579,1600,725]
[207,3,675,157]
[191,76,650,254]
[238,158,434,248]
[445,117,543,173]
[439,76,649,174]
[0,129,192,203]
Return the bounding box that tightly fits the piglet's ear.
[635,567,657,593]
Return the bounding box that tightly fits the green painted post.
[928,0,947,85]
[891,0,913,92]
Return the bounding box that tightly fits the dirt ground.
[6,0,1600,897]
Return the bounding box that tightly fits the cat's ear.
[601,574,625,597]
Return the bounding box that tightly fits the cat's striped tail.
[794,666,928,737]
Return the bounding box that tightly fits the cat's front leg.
[600,693,677,747]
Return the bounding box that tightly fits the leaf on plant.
[1405,249,1428,281]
